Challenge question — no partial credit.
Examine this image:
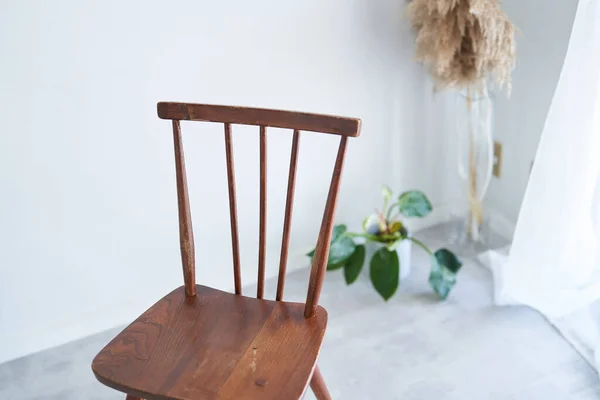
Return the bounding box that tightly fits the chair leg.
[310,365,332,400]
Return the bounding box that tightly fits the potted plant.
[308,186,462,300]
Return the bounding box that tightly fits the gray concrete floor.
[1,228,600,399]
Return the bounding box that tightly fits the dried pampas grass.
[407,0,516,93]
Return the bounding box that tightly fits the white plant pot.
[397,239,412,280]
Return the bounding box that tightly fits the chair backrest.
[157,102,361,317]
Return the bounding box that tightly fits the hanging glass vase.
[453,85,494,246]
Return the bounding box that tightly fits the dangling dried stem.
[466,88,474,237]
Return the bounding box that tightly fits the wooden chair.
[91,102,361,400]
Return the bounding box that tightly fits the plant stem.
[386,203,399,221]
[388,212,400,222]
[409,237,433,256]
[382,197,389,219]
[375,209,388,232]
[347,232,381,242]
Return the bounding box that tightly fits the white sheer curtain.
[492,0,600,371]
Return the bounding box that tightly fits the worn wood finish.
[309,366,332,400]
[224,123,242,295]
[257,126,267,299]
[276,130,300,301]
[304,137,348,317]
[92,285,328,400]
[93,102,361,399]
[172,120,196,297]
[157,102,361,137]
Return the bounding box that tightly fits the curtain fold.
[493,0,600,371]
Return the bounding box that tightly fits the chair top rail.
[157,102,361,137]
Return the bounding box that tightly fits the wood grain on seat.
[92,285,328,400]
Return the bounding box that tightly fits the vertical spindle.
[257,126,267,299]
[224,123,242,294]
[275,130,300,301]
[172,120,196,297]
[304,136,348,316]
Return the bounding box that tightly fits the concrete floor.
[1,229,600,399]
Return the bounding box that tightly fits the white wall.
[487,0,578,229]
[0,0,430,363]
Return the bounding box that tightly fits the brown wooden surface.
[276,130,300,301]
[93,102,361,399]
[157,102,361,137]
[304,137,348,317]
[92,285,327,400]
[224,123,242,295]
[172,120,196,297]
[125,396,141,400]
[257,126,267,299]
[309,366,332,400]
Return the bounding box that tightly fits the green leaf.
[397,191,433,218]
[362,215,370,232]
[327,234,356,266]
[326,260,347,271]
[435,248,462,273]
[381,185,393,213]
[362,214,382,234]
[381,185,393,202]
[370,247,399,301]
[389,221,403,233]
[428,261,455,300]
[307,224,355,270]
[428,248,463,299]
[331,224,347,242]
[344,245,365,284]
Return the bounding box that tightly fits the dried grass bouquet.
[407,0,517,93]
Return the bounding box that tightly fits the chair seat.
[92,285,328,400]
